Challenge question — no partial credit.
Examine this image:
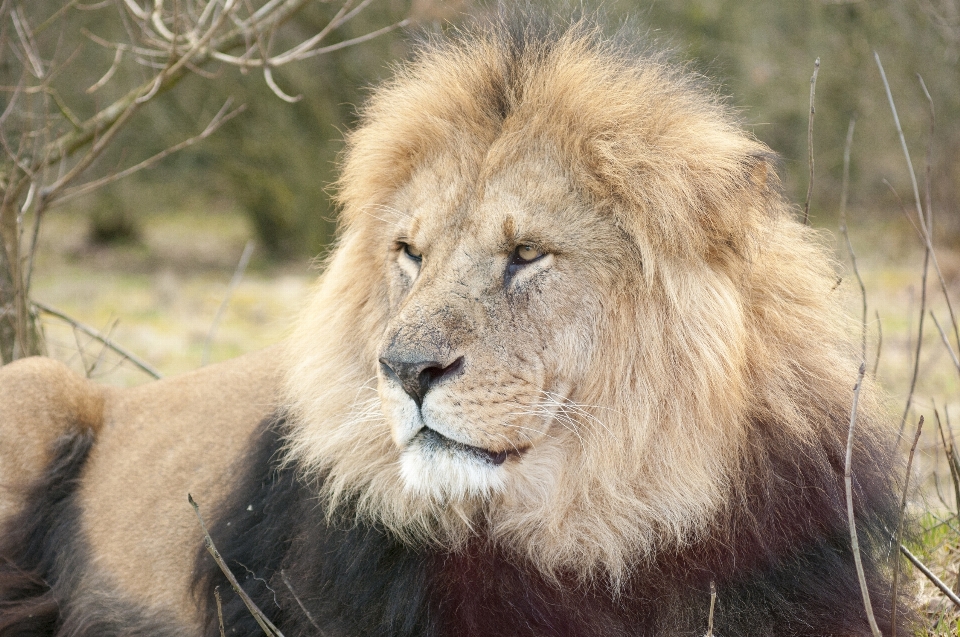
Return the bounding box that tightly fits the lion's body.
[0,348,282,632]
[0,16,911,637]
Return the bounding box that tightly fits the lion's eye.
[515,245,542,262]
[507,244,547,280]
[401,243,423,262]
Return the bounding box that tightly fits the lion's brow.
[501,214,516,241]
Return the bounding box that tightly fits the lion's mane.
[186,15,915,636]
[279,13,897,584]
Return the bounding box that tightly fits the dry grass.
[30,200,312,384]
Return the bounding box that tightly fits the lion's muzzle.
[378,353,464,407]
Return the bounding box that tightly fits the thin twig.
[890,415,923,637]
[52,100,246,205]
[844,362,881,637]
[900,544,960,609]
[280,569,325,635]
[877,55,960,375]
[875,53,923,234]
[935,409,960,515]
[704,580,716,637]
[87,46,124,93]
[838,117,866,364]
[930,311,960,376]
[32,299,162,379]
[803,57,819,225]
[189,494,285,637]
[918,76,960,354]
[872,310,882,379]
[215,586,226,637]
[202,239,254,366]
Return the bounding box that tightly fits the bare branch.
[935,408,960,516]
[280,570,325,635]
[53,100,246,205]
[872,310,882,378]
[263,66,301,102]
[875,53,924,227]
[202,239,255,366]
[838,117,866,365]
[704,581,716,637]
[900,544,960,610]
[32,300,163,379]
[930,311,960,376]
[877,55,959,362]
[802,57,819,225]
[291,19,409,60]
[87,46,125,93]
[890,415,923,637]
[11,6,45,79]
[844,362,881,637]
[189,494,286,637]
[215,586,227,637]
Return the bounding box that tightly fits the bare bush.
[0,0,407,363]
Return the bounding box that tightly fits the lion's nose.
[378,355,464,407]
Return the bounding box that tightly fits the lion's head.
[281,20,870,583]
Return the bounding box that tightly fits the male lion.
[0,16,910,637]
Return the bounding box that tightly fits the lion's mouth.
[415,427,520,466]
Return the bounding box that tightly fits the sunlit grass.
[31,202,312,384]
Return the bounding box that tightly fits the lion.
[0,15,911,637]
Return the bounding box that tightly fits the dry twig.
[838,116,867,365]
[280,569,325,635]
[0,0,408,362]
[890,415,924,637]
[803,57,819,225]
[202,240,255,366]
[215,586,227,637]
[900,544,960,610]
[872,310,882,379]
[189,494,285,637]
[704,580,716,637]
[935,409,960,516]
[930,311,960,377]
[32,299,162,379]
[844,362,881,637]
[877,56,959,376]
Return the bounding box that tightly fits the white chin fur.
[399,443,506,501]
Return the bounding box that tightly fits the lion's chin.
[398,428,509,501]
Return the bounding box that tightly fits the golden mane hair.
[281,17,890,585]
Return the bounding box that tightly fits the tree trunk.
[0,195,43,364]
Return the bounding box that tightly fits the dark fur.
[194,412,911,637]
[0,430,184,637]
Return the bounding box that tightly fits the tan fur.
[282,24,879,584]
[0,358,104,523]
[1,347,283,627]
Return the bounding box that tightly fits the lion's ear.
[745,152,777,197]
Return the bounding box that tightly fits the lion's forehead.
[392,149,611,262]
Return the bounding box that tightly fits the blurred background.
[2,0,960,630]
[11,0,954,390]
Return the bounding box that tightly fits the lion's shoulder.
[0,357,104,523]
[0,346,286,633]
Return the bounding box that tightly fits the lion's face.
[374,152,625,502]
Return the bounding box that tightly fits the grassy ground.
[29,202,960,634]
[31,200,313,384]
